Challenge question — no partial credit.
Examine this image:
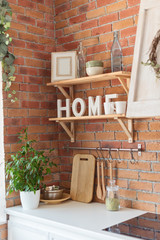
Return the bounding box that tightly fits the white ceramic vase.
[20,190,40,210]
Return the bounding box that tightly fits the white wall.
[0,62,6,222]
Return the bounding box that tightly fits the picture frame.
[127,0,160,118]
[51,51,77,82]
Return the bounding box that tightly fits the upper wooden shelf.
[47,71,131,87]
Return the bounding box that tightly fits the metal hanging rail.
[63,144,142,156]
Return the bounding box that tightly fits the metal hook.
[96,147,101,161]
[130,149,136,164]
[108,149,113,163]
[99,142,105,162]
[64,143,70,152]
[100,149,105,162]
[117,148,121,164]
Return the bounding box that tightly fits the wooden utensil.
[96,160,102,200]
[70,154,95,203]
[101,161,106,201]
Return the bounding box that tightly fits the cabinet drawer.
[8,220,48,240]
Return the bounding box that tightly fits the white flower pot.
[20,190,40,210]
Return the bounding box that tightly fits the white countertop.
[6,200,146,240]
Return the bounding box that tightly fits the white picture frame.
[51,51,77,82]
[127,0,160,118]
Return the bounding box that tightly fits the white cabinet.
[6,202,146,240]
[7,216,107,240]
[8,216,91,240]
[8,220,48,240]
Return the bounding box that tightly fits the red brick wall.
[1,3,160,239]
[55,0,160,213]
[0,224,7,240]
[4,0,60,210]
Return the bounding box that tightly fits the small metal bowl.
[43,186,64,200]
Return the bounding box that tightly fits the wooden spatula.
[101,161,106,200]
[96,160,102,200]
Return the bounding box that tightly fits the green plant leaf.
[0,34,7,43]
[4,22,10,29]
[5,14,11,22]
[4,52,15,65]
[9,76,16,81]
[9,65,15,75]
[0,42,7,55]
[2,72,7,81]
[6,80,11,88]
[0,55,4,61]
[0,51,5,58]
[0,25,4,32]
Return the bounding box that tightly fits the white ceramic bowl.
[86,66,104,76]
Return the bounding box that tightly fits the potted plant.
[6,128,56,210]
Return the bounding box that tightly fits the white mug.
[115,101,127,114]
[104,102,115,115]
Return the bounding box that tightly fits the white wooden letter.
[57,99,70,118]
[72,98,86,117]
[88,96,102,116]
[105,94,118,103]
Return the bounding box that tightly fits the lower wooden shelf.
[49,115,133,143]
[49,114,125,122]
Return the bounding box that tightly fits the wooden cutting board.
[70,154,95,203]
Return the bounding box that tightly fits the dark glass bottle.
[111,31,123,72]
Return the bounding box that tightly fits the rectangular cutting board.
[70,154,95,203]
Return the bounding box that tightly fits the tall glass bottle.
[77,42,86,78]
[111,31,123,72]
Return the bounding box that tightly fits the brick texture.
[3,0,60,215]
[54,0,160,215]
[0,224,7,240]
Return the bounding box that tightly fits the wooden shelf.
[47,71,131,92]
[47,71,133,143]
[49,114,125,122]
